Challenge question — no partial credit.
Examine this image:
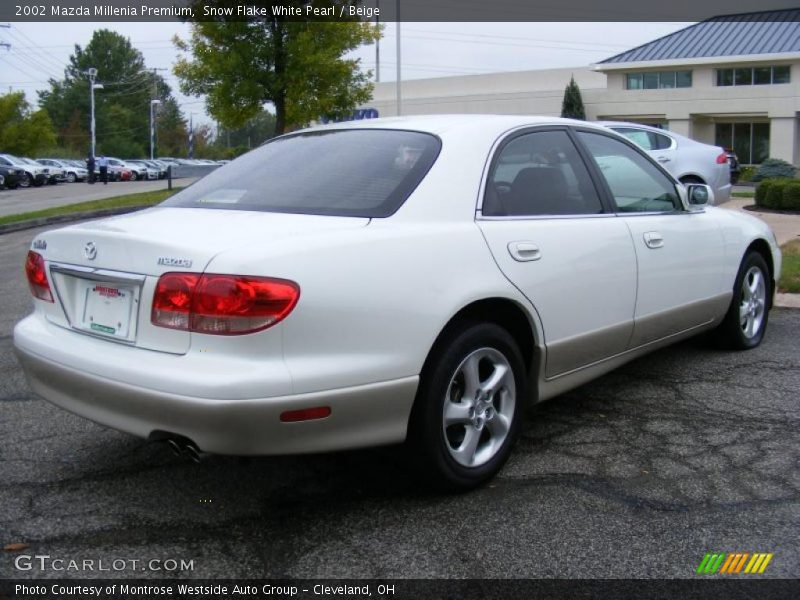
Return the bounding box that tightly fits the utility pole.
[142,67,168,160]
[375,1,380,82]
[395,1,401,116]
[85,68,103,158]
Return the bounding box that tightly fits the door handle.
[643,231,664,249]
[508,241,541,262]
[656,156,671,163]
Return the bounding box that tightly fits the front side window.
[483,130,603,217]
[577,132,680,214]
[162,129,441,218]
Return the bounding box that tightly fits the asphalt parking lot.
[0,179,189,219]
[0,223,798,580]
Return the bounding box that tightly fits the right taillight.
[25,251,53,302]
[716,152,728,164]
[151,272,300,335]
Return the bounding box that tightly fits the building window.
[625,70,692,90]
[715,122,770,164]
[716,65,791,86]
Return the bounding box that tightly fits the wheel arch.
[419,297,540,396]
[678,173,706,184]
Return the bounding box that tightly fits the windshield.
[162,129,441,218]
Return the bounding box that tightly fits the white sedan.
[14,116,781,490]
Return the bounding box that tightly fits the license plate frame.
[76,280,138,341]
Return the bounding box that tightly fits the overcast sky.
[0,21,689,129]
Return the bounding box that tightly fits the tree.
[38,29,185,157]
[174,2,380,135]
[560,76,586,120]
[155,98,189,157]
[0,91,57,155]
[218,109,277,150]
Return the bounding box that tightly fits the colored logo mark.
[697,552,774,574]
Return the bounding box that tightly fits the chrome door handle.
[643,231,664,249]
[656,156,671,163]
[508,241,541,262]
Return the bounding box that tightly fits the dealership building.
[368,10,800,166]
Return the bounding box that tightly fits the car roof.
[597,120,688,139]
[304,114,613,138]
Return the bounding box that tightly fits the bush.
[752,158,796,182]
[781,182,800,210]
[756,178,792,208]
[738,166,756,182]
[755,179,772,206]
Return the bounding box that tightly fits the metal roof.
[600,10,800,64]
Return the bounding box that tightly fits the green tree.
[0,91,57,155]
[38,29,184,157]
[217,109,277,151]
[174,2,380,135]
[156,98,189,157]
[560,76,586,120]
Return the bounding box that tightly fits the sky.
[0,21,690,130]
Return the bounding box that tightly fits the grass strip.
[0,187,182,226]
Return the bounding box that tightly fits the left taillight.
[151,272,300,335]
[25,251,53,302]
[716,152,728,164]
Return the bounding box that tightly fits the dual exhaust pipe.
[166,438,202,463]
[149,431,203,463]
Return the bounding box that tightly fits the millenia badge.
[697,552,774,574]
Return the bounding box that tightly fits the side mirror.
[686,183,713,207]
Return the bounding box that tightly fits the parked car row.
[0,154,226,190]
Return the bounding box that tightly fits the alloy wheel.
[442,347,516,468]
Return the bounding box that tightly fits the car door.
[478,127,637,378]
[575,130,726,347]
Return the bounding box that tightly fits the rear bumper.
[14,319,418,456]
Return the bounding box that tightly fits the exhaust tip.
[165,439,182,457]
[185,444,202,464]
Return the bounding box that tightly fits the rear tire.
[711,251,770,350]
[679,175,705,185]
[407,322,526,491]
[66,172,76,183]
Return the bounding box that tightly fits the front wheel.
[20,174,32,188]
[711,251,770,349]
[407,322,526,491]
[66,172,76,183]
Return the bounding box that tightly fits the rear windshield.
[162,129,441,218]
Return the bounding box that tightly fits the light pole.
[86,68,103,158]
[150,99,161,160]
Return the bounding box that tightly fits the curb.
[775,293,800,309]
[0,205,150,235]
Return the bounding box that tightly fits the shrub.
[781,182,800,211]
[764,179,791,208]
[755,179,772,207]
[752,158,796,182]
[738,166,756,182]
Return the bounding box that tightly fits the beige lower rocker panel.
[537,292,732,403]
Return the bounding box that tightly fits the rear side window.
[162,129,441,218]
[483,130,603,216]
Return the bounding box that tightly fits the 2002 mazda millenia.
[14,116,781,490]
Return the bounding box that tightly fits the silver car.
[598,121,731,204]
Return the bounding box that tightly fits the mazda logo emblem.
[84,242,97,261]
